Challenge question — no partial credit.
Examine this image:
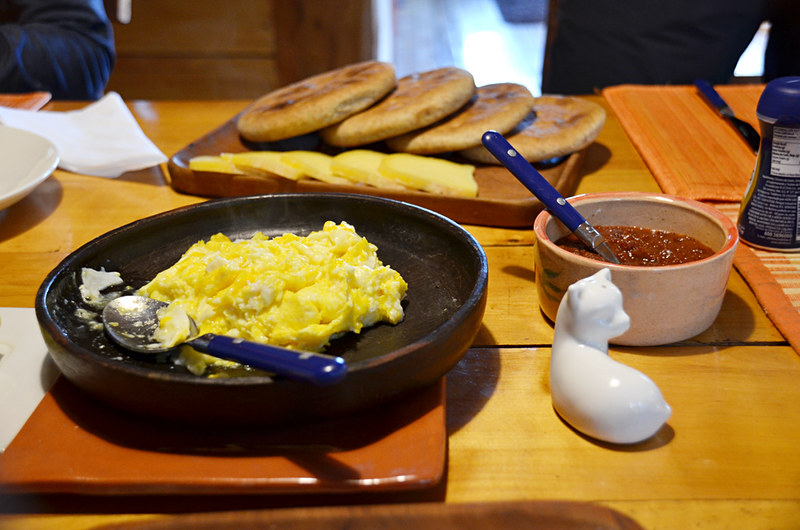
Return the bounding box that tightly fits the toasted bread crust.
[237,61,396,143]
[321,67,476,147]
[385,83,534,154]
[460,95,606,163]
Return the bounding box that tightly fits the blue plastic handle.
[694,79,728,112]
[194,334,348,386]
[481,130,585,231]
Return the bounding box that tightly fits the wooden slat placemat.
[603,84,800,355]
[714,203,800,354]
[603,84,762,201]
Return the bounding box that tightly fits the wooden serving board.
[167,114,586,227]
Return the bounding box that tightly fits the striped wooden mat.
[714,203,800,352]
[603,84,800,353]
[604,84,762,201]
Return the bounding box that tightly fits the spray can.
[737,77,800,251]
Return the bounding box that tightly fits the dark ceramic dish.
[36,194,488,426]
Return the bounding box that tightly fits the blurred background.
[102,0,770,100]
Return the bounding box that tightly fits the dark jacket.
[0,0,115,100]
[542,0,798,95]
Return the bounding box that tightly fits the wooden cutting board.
[167,113,587,227]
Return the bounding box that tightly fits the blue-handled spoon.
[102,295,347,385]
[481,130,620,264]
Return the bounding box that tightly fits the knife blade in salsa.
[556,225,715,266]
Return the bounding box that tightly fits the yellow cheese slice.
[378,153,477,197]
[331,150,411,190]
[280,151,351,185]
[222,151,304,180]
[188,155,244,174]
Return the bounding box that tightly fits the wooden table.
[1,98,798,529]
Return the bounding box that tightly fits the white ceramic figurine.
[549,268,672,444]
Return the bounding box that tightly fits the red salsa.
[556,225,715,266]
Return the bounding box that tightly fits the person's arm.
[0,0,115,100]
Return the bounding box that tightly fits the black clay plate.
[35,193,488,426]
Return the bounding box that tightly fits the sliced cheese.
[188,155,244,174]
[378,153,477,197]
[281,151,351,185]
[331,150,411,190]
[223,151,303,180]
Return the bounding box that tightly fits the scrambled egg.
[79,267,124,309]
[77,267,128,331]
[137,221,407,375]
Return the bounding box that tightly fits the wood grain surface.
[0,97,798,530]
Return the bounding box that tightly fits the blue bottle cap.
[757,76,800,121]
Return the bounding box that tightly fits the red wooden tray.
[0,92,51,110]
[0,377,445,495]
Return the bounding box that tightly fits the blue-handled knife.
[694,79,760,153]
[481,130,620,264]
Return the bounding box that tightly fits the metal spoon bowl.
[102,295,347,386]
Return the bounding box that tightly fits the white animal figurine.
[549,268,672,444]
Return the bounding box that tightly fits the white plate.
[0,125,59,211]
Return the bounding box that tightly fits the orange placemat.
[603,84,762,201]
[603,84,800,355]
[0,91,51,110]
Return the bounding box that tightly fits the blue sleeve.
[0,0,116,100]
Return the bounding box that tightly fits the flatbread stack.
[235,61,606,163]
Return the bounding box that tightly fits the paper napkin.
[0,92,167,178]
[0,308,59,453]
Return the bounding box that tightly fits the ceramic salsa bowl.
[534,192,738,346]
[36,193,488,426]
